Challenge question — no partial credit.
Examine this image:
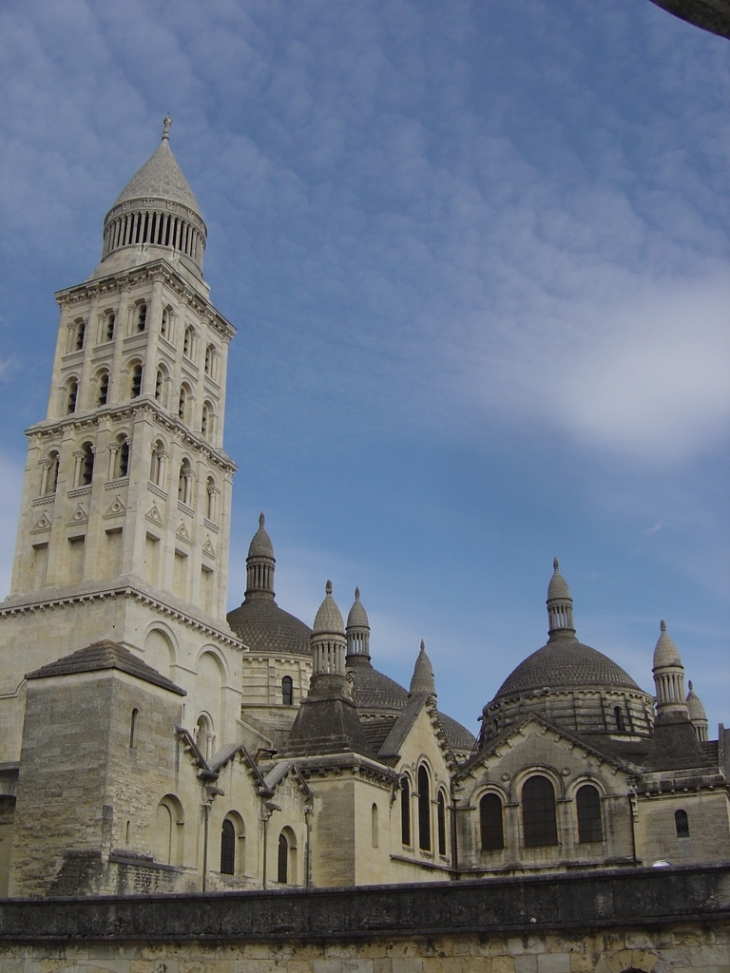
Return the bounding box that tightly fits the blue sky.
[0,0,728,736]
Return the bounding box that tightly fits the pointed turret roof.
[112,116,202,217]
[347,587,369,630]
[686,680,708,723]
[313,581,345,635]
[653,620,683,669]
[410,640,436,696]
[248,512,274,559]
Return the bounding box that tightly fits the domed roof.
[350,664,409,713]
[438,711,476,754]
[686,681,707,722]
[494,637,642,699]
[347,587,369,629]
[112,119,202,217]
[410,640,436,695]
[312,581,345,635]
[248,512,274,559]
[227,598,312,656]
[547,558,571,600]
[653,620,683,669]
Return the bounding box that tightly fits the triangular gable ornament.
[67,503,88,527]
[146,503,164,527]
[176,521,190,543]
[31,512,52,533]
[202,536,216,559]
[103,494,126,519]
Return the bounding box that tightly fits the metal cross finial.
[162,115,173,141]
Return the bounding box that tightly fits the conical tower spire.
[547,558,575,639]
[346,587,371,663]
[410,639,436,696]
[98,116,207,279]
[244,513,275,600]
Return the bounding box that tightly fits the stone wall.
[1,864,729,973]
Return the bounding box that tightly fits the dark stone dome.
[438,711,476,754]
[494,636,641,699]
[349,660,409,714]
[227,598,311,656]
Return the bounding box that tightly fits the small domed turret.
[248,512,274,559]
[410,640,436,696]
[346,587,371,662]
[244,512,275,599]
[686,680,709,741]
[653,619,682,668]
[313,580,345,635]
[652,620,689,721]
[311,581,346,678]
[547,558,575,638]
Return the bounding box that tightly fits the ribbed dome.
[653,620,683,669]
[313,581,345,635]
[494,637,642,699]
[410,640,436,695]
[686,681,707,722]
[112,135,202,217]
[227,599,312,656]
[248,513,274,559]
[347,587,369,629]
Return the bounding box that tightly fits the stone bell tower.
[0,119,242,765]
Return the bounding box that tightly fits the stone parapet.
[1,863,729,942]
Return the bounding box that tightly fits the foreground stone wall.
[1,864,729,973]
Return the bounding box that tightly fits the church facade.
[0,122,727,898]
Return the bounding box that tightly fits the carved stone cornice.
[54,259,235,340]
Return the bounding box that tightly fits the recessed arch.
[143,624,178,676]
[153,794,184,865]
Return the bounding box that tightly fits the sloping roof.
[26,640,186,695]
